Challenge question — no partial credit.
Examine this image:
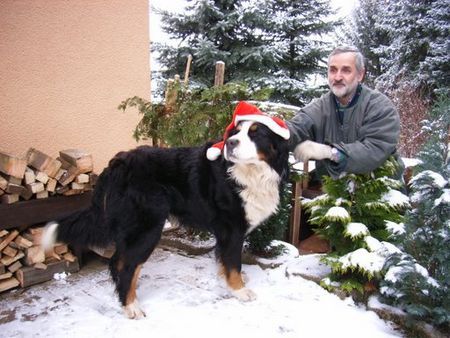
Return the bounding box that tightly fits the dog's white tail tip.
[42,221,59,250]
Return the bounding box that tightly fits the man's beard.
[330,81,358,101]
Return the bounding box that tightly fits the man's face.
[327,52,364,104]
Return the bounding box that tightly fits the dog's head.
[206,101,290,180]
[224,120,290,180]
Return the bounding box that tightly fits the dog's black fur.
[43,122,289,318]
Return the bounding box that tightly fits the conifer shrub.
[380,96,449,331]
[303,158,409,296]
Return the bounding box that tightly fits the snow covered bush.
[303,157,409,295]
[380,96,449,331]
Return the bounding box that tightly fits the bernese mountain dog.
[42,101,290,319]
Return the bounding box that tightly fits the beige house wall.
[0,0,150,172]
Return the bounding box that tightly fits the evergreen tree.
[247,0,335,105]
[380,96,450,330]
[153,0,336,105]
[337,0,390,87]
[340,0,449,100]
[303,158,409,295]
[376,0,449,98]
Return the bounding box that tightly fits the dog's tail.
[42,172,113,252]
[42,207,111,252]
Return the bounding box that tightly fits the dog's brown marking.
[218,263,244,290]
[126,264,142,305]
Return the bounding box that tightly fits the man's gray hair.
[328,46,365,73]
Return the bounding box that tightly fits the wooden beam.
[16,258,80,288]
[0,191,92,231]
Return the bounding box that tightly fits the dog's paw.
[124,300,146,319]
[232,287,257,302]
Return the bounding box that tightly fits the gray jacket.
[287,85,402,179]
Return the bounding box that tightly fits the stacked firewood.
[0,226,79,293]
[0,148,97,204]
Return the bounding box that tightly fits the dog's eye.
[249,124,258,132]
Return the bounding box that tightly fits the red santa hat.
[206,101,290,161]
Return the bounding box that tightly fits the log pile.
[0,226,79,293]
[0,148,97,204]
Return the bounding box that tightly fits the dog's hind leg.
[112,222,165,319]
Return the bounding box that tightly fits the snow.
[324,206,350,221]
[435,188,450,206]
[383,258,439,288]
[339,248,386,275]
[345,222,369,238]
[0,247,402,338]
[381,189,410,209]
[411,170,448,189]
[385,220,405,236]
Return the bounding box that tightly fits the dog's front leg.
[216,234,257,301]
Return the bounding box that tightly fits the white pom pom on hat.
[206,141,224,161]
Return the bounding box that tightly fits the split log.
[20,186,33,200]
[0,175,7,190]
[58,166,79,186]
[0,272,12,280]
[26,182,45,194]
[63,189,83,196]
[23,246,45,266]
[2,245,18,257]
[24,167,36,184]
[59,149,93,174]
[14,235,33,249]
[26,148,62,178]
[0,194,19,204]
[0,251,24,266]
[5,183,25,195]
[63,252,76,263]
[71,182,84,190]
[0,277,19,292]
[0,151,27,179]
[35,171,49,184]
[7,260,22,273]
[75,174,89,184]
[46,178,57,193]
[54,244,68,255]
[36,190,49,199]
[0,230,19,251]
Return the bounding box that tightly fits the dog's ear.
[267,138,289,182]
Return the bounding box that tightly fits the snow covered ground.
[0,246,402,338]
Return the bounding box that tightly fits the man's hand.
[293,140,333,162]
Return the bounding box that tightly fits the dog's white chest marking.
[228,162,280,233]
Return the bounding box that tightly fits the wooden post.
[289,180,302,247]
[214,61,225,86]
[289,161,310,247]
[184,54,192,86]
[164,78,178,113]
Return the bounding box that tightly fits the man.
[287,46,403,180]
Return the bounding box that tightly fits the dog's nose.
[226,138,239,150]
